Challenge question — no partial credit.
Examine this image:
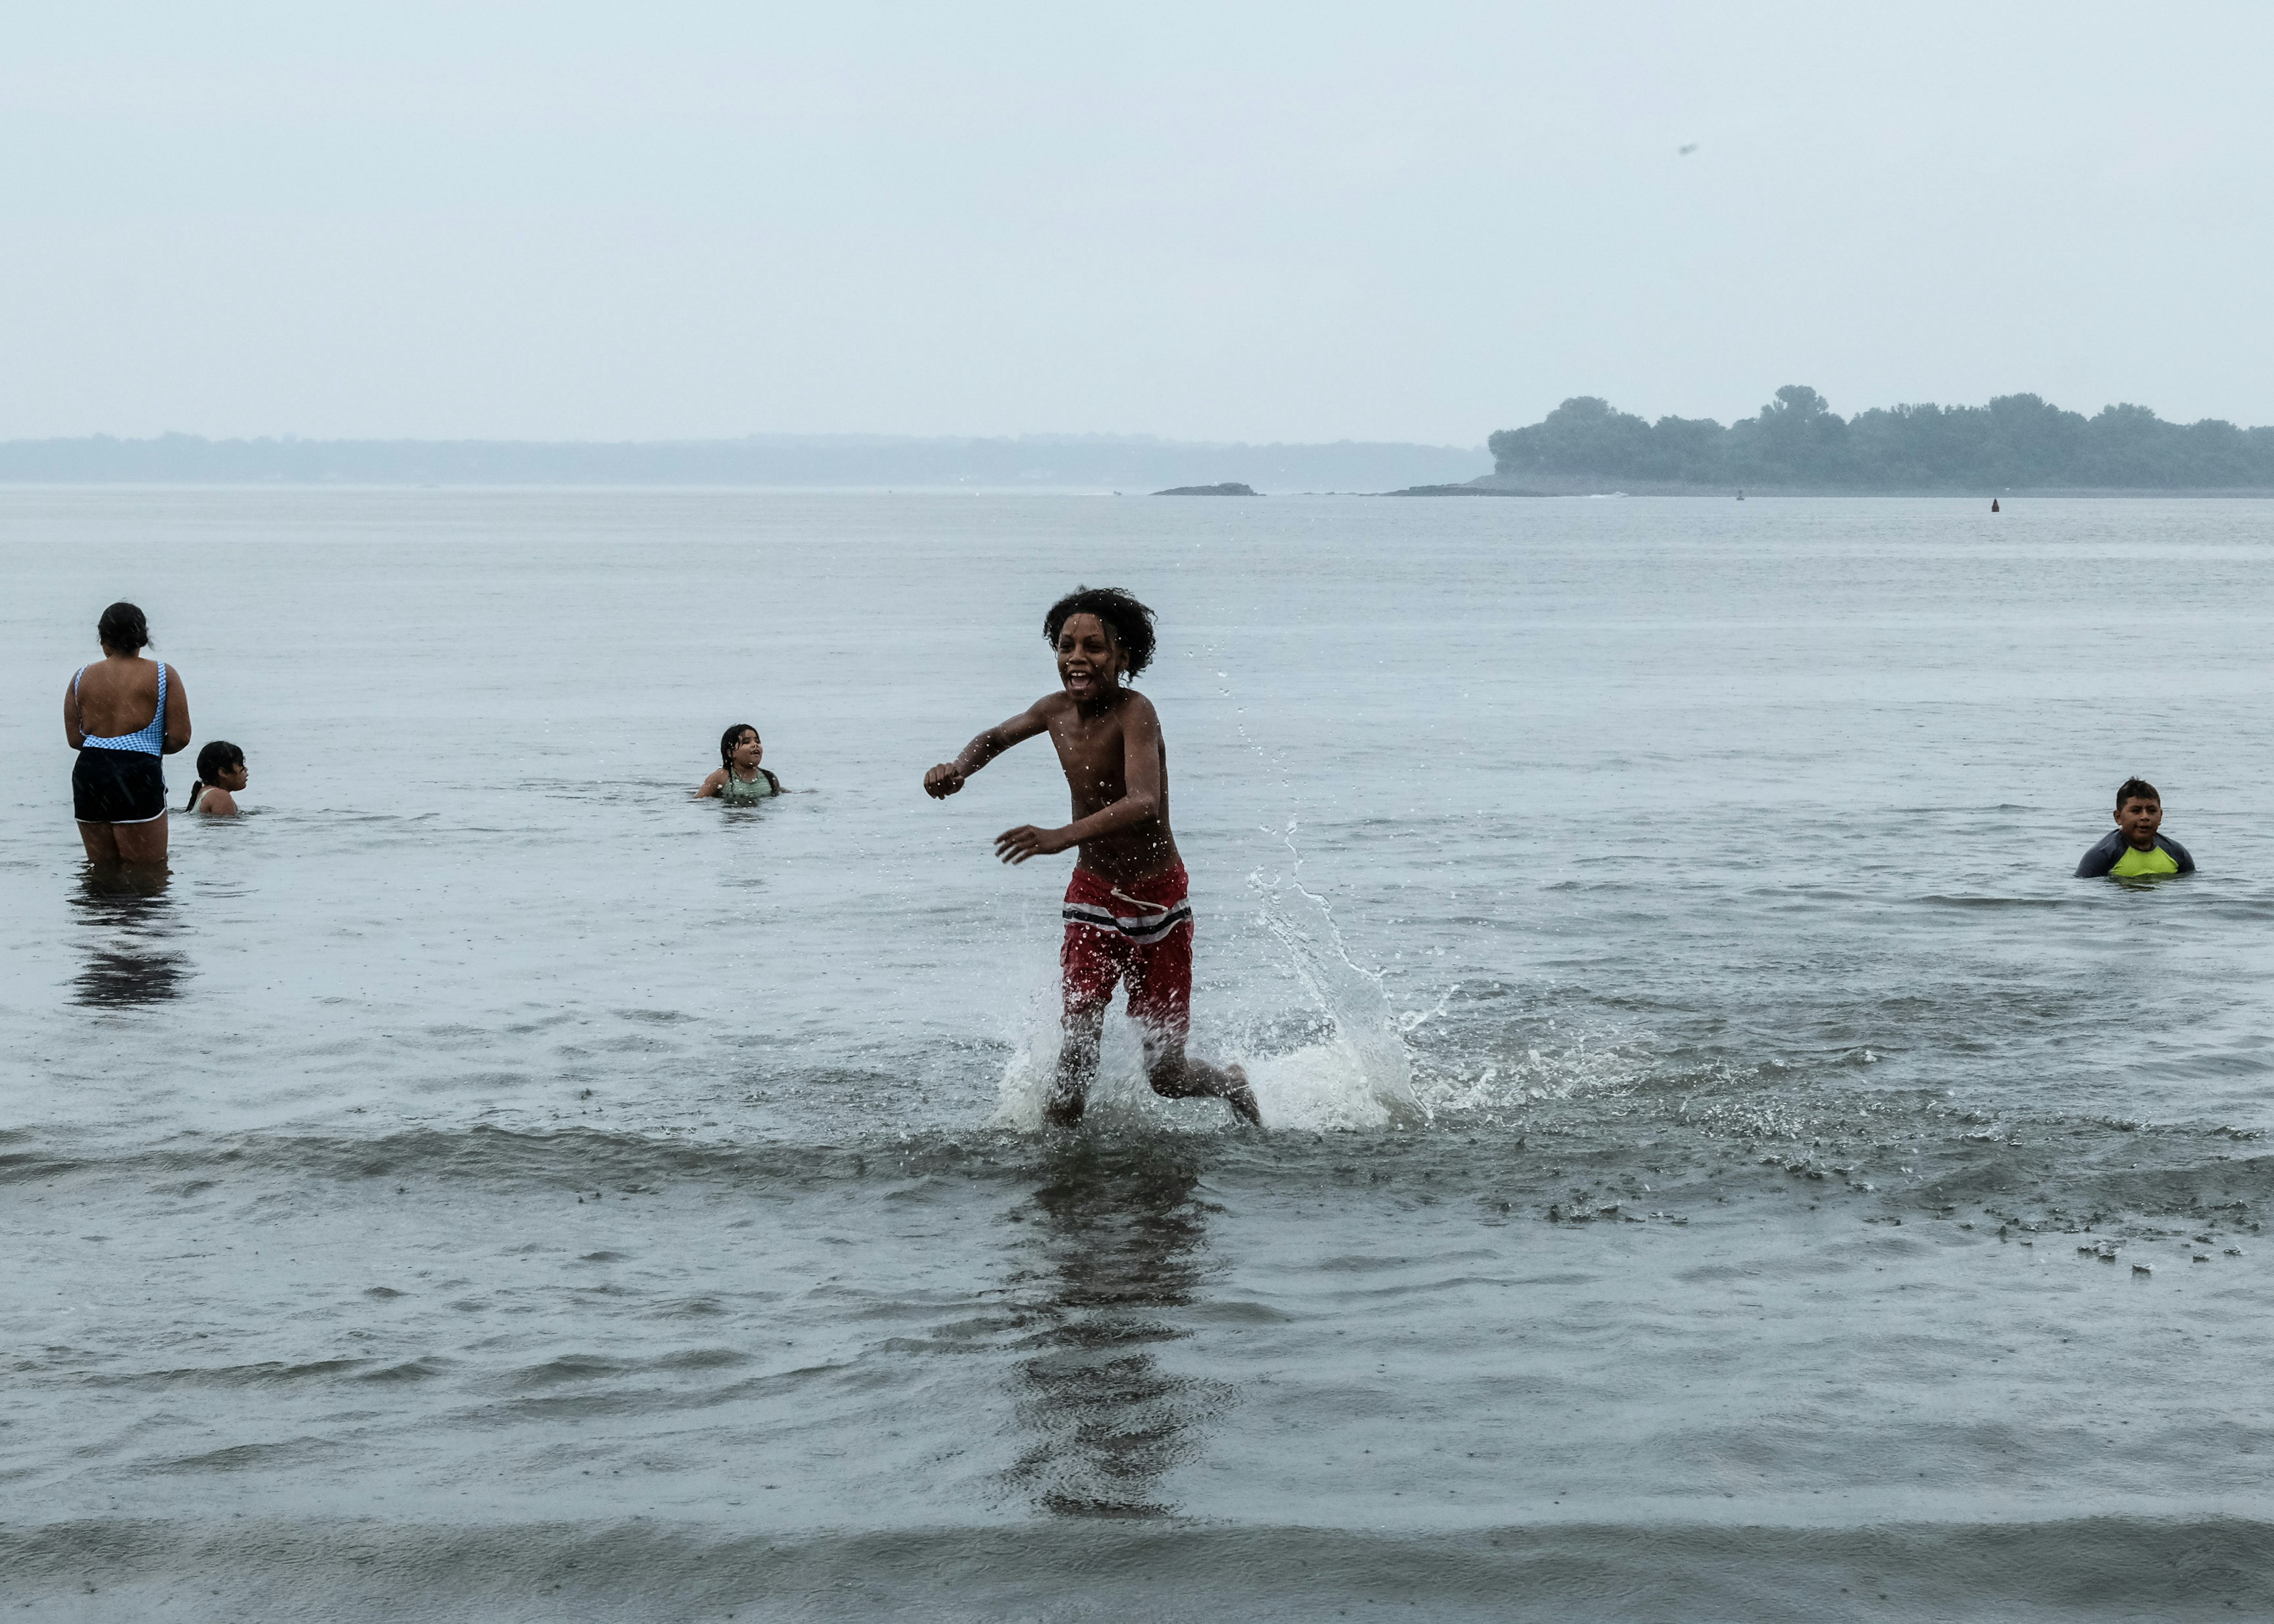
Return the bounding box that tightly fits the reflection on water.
[70,865,185,1007]
[1006,1140,1235,1517]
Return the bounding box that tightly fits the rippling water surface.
[5,490,2274,1620]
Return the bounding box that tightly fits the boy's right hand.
[923,763,965,799]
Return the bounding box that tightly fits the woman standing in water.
[63,602,191,865]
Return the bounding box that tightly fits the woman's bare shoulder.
[76,657,150,692]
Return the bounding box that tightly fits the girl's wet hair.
[720,724,759,767]
[98,602,150,652]
[187,740,243,811]
[1044,586,1156,678]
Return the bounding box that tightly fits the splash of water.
[990,824,1418,1133]
[1237,825,1419,1131]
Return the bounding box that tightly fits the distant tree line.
[1489,387,2274,488]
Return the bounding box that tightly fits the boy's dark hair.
[720,724,759,768]
[2116,777,2160,808]
[187,741,243,810]
[98,602,150,652]
[1044,587,1156,678]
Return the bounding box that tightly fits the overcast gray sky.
[7,2,2270,443]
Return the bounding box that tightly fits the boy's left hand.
[995,825,1069,864]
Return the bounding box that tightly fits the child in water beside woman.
[193,725,782,815]
[694,724,782,805]
[186,741,249,815]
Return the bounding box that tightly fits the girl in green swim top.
[695,723,782,805]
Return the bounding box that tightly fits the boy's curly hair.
[1044,587,1156,678]
[2116,777,2160,809]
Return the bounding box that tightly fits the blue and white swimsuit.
[72,663,171,824]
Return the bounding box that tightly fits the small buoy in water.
[1736,488,1745,501]
[1990,498,2001,512]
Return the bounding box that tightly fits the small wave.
[356,1358,449,1384]
[0,1149,86,1185]
[1910,1141,2274,1230]
[508,1353,635,1388]
[1915,893,2075,910]
[84,1358,367,1392]
[149,1437,341,1474]
[3,1515,2269,1620]
[9,1082,2266,1239]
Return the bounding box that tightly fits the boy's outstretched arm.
[924,703,1051,799]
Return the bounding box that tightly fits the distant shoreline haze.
[1488,388,2274,490]
[0,433,1486,492]
[17,398,2274,493]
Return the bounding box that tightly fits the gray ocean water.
[5,488,2273,1621]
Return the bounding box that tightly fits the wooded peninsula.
[1489,387,2274,490]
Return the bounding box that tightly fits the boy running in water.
[924,587,1261,1128]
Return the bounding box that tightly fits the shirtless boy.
[924,587,1261,1128]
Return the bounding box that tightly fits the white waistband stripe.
[1062,900,1192,944]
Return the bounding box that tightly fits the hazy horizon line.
[0,432,1493,491]
[0,429,1488,452]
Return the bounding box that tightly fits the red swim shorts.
[1061,862,1194,1043]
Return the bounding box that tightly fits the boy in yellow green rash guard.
[2075,777,2196,878]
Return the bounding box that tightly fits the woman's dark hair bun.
[98,602,150,652]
